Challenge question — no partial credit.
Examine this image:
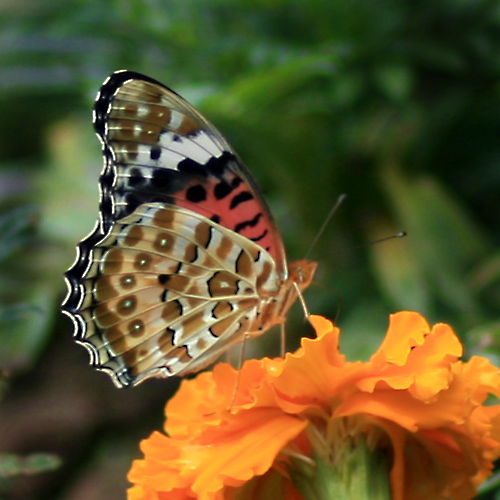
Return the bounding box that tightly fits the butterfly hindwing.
[69,202,283,386]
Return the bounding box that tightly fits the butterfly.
[62,70,317,387]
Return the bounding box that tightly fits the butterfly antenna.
[304,194,347,260]
[373,231,407,243]
[350,231,407,251]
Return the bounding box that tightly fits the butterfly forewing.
[95,71,287,272]
[63,70,316,387]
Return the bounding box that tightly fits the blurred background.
[1,0,500,498]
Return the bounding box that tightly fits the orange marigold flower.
[127,312,500,500]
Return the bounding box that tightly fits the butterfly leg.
[280,323,286,358]
[293,282,311,319]
[227,334,250,412]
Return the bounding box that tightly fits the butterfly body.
[63,71,316,387]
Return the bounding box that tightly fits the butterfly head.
[288,260,317,291]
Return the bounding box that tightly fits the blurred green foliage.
[1,0,500,498]
[0,452,61,478]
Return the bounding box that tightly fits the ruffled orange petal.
[164,360,273,439]
[373,311,434,365]
[263,316,368,415]
[361,313,463,401]
[129,409,306,500]
[165,372,224,438]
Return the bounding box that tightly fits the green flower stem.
[290,440,391,500]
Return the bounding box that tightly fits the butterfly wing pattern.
[62,70,317,387]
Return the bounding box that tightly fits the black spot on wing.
[115,188,176,220]
[177,151,236,179]
[150,146,162,160]
[234,212,262,233]
[214,176,244,200]
[230,191,253,209]
[158,274,170,284]
[214,181,231,199]
[186,184,207,202]
[128,168,146,187]
[177,158,207,177]
[251,229,268,242]
[206,151,235,176]
[151,168,176,189]
[231,176,243,188]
